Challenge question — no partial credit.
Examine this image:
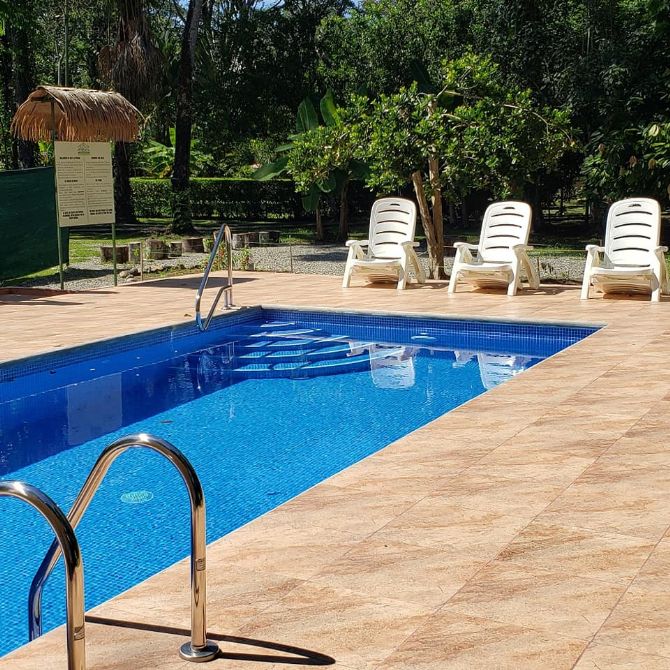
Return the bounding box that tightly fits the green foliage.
[194,0,351,160]
[287,124,367,198]
[135,132,217,178]
[254,91,368,215]
[346,54,573,200]
[582,122,670,204]
[317,0,462,97]
[131,177,302,220]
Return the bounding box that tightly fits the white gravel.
[12,244,587,291]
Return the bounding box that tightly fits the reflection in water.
[350,343,419,389]
[453,350,536,390]
[67,374,123,445]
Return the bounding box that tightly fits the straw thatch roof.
[11,86,141,143]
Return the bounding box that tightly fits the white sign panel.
[54,141,115,227]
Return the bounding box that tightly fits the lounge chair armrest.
[655,245,668,253]
[346,239,368,248]
[400,241,418,251]
[512,244,533,252]
[453,242,476,264]
[585,245,605,254]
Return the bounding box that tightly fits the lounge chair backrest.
[478,201,532,263]
[604,198,661,267]
[369,198,417,260]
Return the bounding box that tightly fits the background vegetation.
[1,0,669,243]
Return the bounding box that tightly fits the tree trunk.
[411,171,443,280]
[315,206,324,241]
[10,11,38,169]
[337,179,349,241]
[113,142,138,225]
[428,156,445,279]
[170,0,203,235]
[0,35,15,169]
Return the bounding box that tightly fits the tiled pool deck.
[3,273,670,669]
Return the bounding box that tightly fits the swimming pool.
[0,307,597,656]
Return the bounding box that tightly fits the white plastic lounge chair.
[342,197,426,290]
[448,201,539,296]
[580,198,668,302]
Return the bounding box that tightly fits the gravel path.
[250,245,586,283]
[11,244,587,291]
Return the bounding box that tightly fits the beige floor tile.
[266,484,420,539]
[312,538,486,607]
[430,472,563,518]
[594,588,670,659]
[574,644,670,669]
[444,561,625,639]
[376,611,587,670]
[538,461,670,541]
[496,521,655,585]
[91,561,305,634]
[236,582,431,669]
[370,496,529,556]
[464,441,595,485]
[211,518,360,580]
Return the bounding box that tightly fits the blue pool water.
[0,308,597,656]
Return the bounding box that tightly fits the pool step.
[231,345,396,379]
[231,352,372,378]
[235,342,373,364]
[221,323,388,379]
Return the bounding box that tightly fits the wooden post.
[51,100,65,290]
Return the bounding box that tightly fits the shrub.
[130,177,375,221]
[131,178,302,220]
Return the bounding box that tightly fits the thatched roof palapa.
[11,86,141,143]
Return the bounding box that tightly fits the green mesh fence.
[0,167,69,281]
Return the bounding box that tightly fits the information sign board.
[54,141,115,227]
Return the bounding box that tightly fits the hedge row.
[130,177,302,220]
[130,177,376,221]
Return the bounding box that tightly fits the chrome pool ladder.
[0,481,86,670]
[195,223,234,331]
[28,433,220,663]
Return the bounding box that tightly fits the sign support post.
[50,101,65,290]
[112,220,117,286]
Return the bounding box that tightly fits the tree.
[580,0,670,212]
[340,54,572,279]
[255,92,367,241]
[194,0,351,165]
[316,0,462,98]
[170,0,204,234]
[4,0,39,168]
[99,0,162,225]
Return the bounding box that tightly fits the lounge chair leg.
[447,271,458,294]
[580,277,591,300]
[342,264,353,288]
[397,268,407,290]
[507,279,518,296]
[651,275,661,302]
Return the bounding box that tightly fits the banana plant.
[254,91,367,240]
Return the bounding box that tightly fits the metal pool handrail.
[28,433,220,663]
[0,480,86,670]
[195,223,234,331]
